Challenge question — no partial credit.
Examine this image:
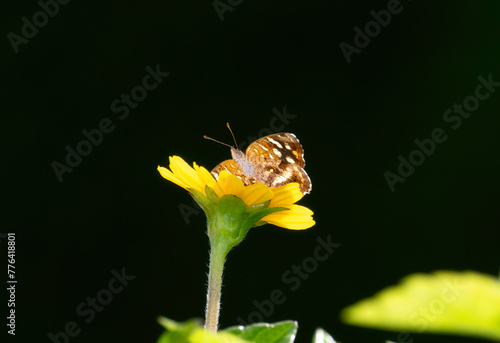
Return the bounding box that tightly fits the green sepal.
[207,194,287,250]
[252,221,268,228]
[245,200,271,214]
[210,195,247,244]
[188,187,289,256]
[237,207,287,242]
[206,185,220,205]
[188,188,213,215]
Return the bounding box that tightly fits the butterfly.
[205,125,311,195]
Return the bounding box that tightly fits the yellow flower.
[158,156,315,230]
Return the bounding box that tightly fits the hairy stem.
[205,241,228,333]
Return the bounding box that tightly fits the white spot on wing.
[273,148,282,157]
[267,137,283,149]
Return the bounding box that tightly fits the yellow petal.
[242,182,273,207]
[193,162,217,189]
[212,170,245,199]
[270,182,303,208]
[263,204,315,230]
[157,166,188,190]
[168,156,206,194]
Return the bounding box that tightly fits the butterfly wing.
[246,133,306,167]
[265,161,312,195]
[210,159,255,185]
[245,133,311,194]
[210,159,239,180]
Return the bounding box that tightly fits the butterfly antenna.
[203,135,233,149]
[226,123,239,150]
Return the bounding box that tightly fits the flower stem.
[205,240,228,333]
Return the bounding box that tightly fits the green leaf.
[157,317,200,343]
[223,321,298,343]
[157,317,248,343]
[341,270,500,342]
[312,328,336,343]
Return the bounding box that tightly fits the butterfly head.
[205,123,247,163]
[230,147,245,163]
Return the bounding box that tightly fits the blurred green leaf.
[312,328,336,343]
[157,317,248,343]
[341,270,500,341]
[223,321,298,343]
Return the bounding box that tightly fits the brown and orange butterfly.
[205,124,311,195]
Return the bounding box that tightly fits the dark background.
[2,1,499,342]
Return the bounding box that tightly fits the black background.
[2,1,500,343]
